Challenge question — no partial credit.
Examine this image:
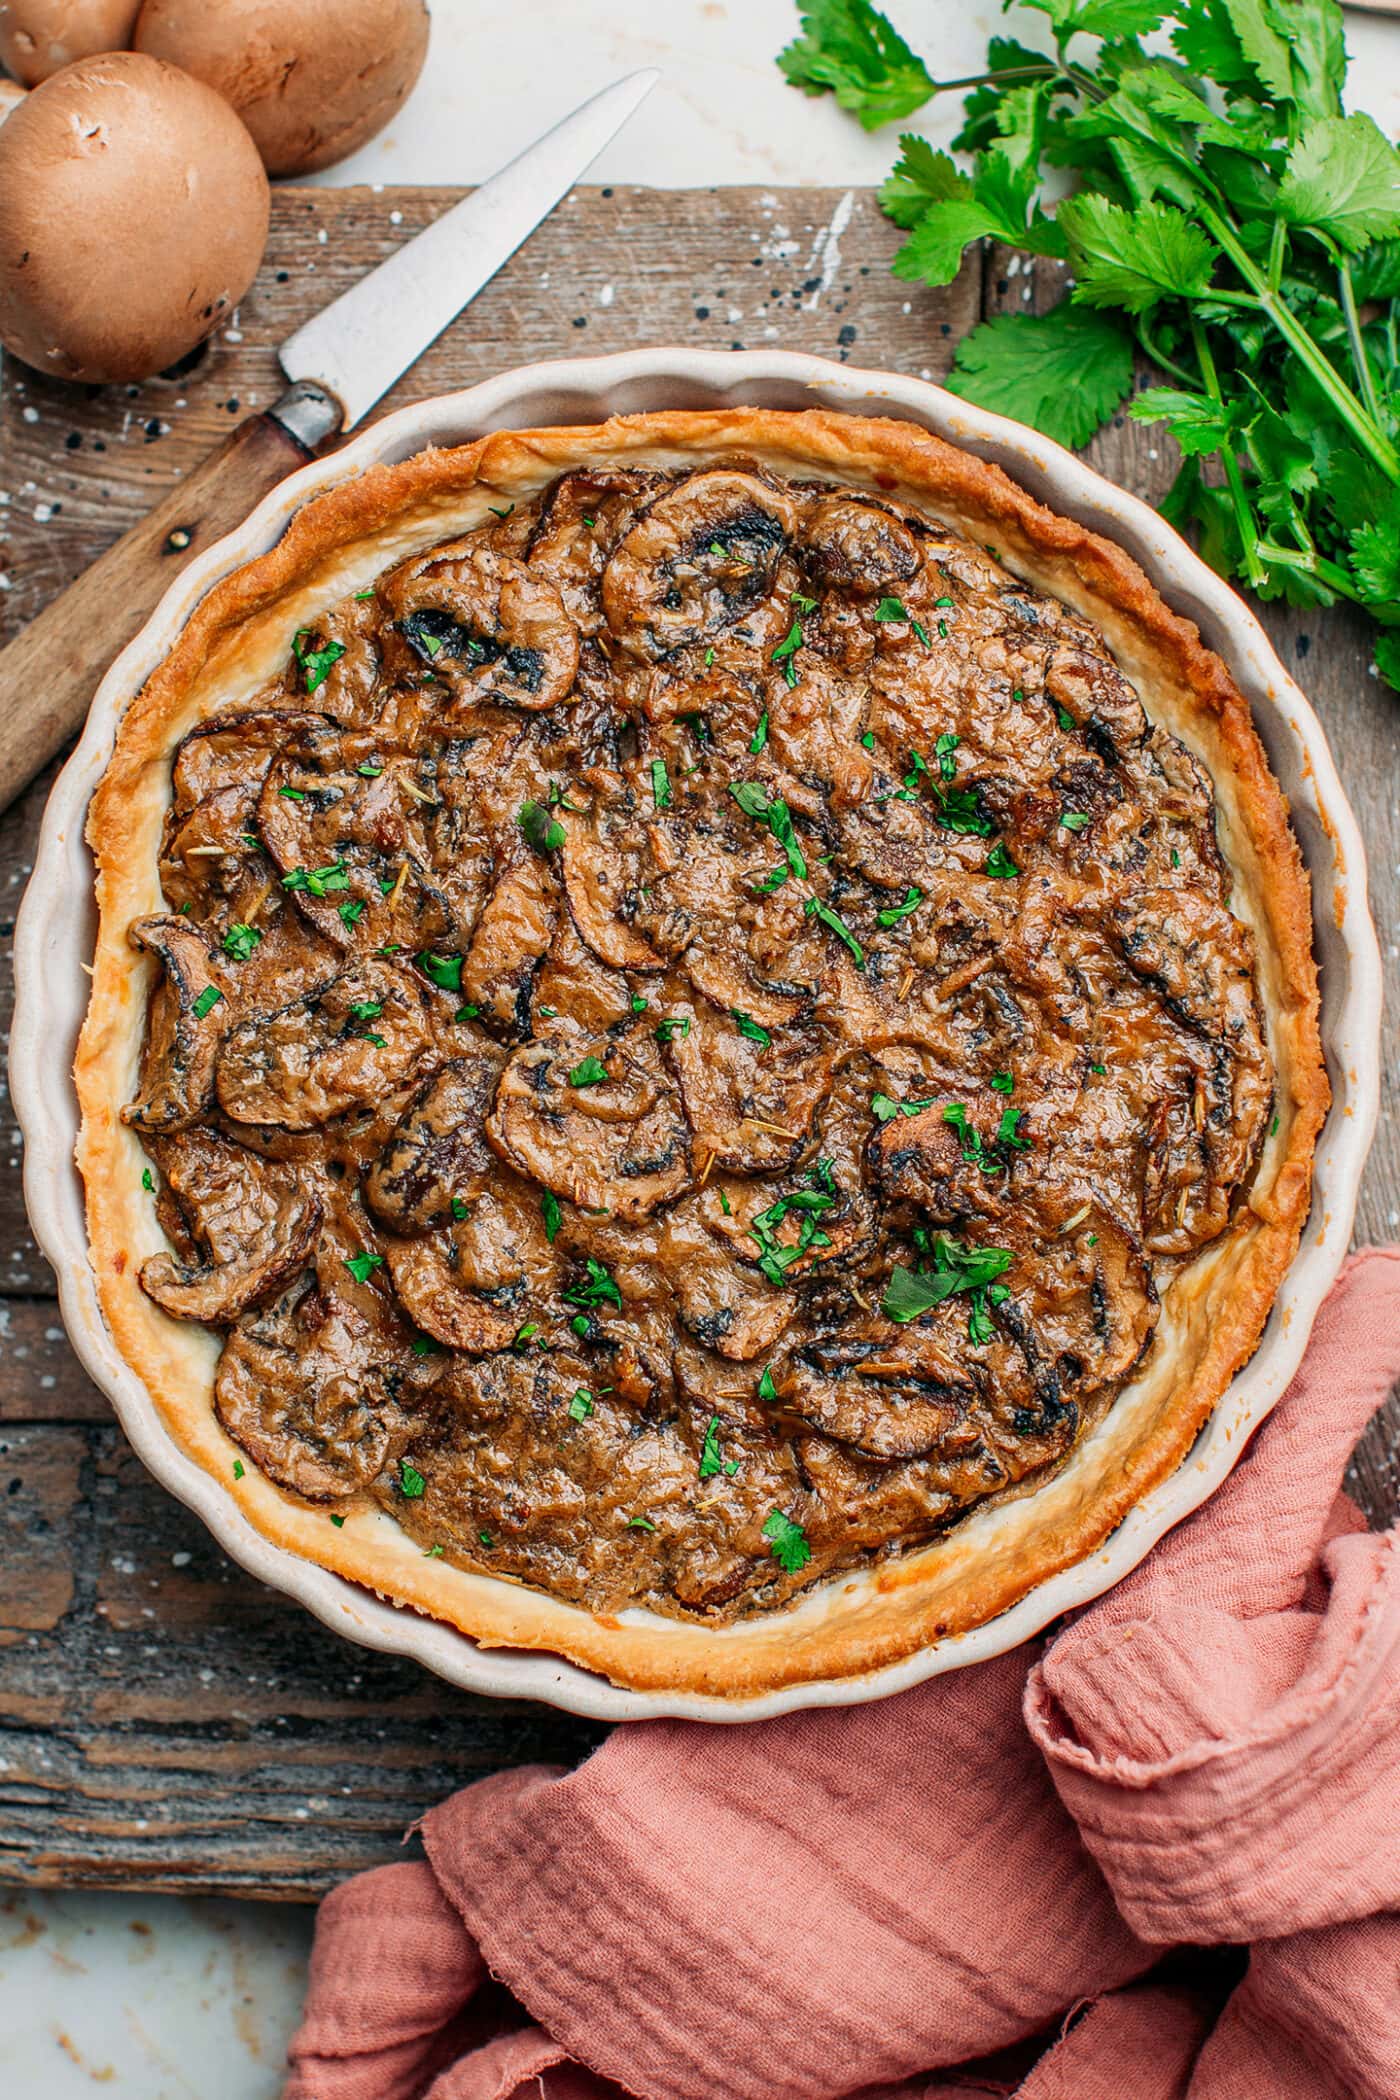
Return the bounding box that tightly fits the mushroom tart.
[76,411,1327,1697]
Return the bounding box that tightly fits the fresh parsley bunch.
[780,0,1400,686]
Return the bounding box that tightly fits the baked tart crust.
[75,410,1327,1697]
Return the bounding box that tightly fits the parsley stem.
[1265,215,1288,297]
[1336,258,1382,427]
[1253,538,1364,602]
[1189,316,1265,592]
[1134,317,1196,391]
[1197,197,1400,484]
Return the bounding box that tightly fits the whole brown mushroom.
[0,0,142,88]
[0,52,269,384]
[133,0,430,177]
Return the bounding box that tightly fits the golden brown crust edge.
[74,408,1329,1699]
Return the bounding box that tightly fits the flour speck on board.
[803,189,855,310]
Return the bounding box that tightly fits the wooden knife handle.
[0,382,342,813]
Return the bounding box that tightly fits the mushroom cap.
[0,51,268,384]
[0,0,142,88]
[133,0,430,177]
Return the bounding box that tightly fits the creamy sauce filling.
[122,463,1273,1621]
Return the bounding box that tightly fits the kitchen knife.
[0,67,659,813]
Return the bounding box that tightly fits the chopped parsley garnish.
[232,1459,245,1480]
[417,951,463,993]
[141,1167,155,1193]
[191,985,223,1020]
[450,1197,469,1221]
[398,1460,426,1499]
[883,1239,1014,1348]
[563,1256,622,1312]
[627,1514,658,1532]
[292,630,345,694]
[804,893,864,967]
[871,1091,933,1123]
[343,1251,384,1284]
[569,1388,593,1422]
[568,1055,609,1088]
[730,781,808,880]
[984,844,1020,879]
[791,591,818,614]
[1090,1062,1107,1075]
[757,1366,778,1404]
[748,1159,837,1285]
[1171,848,1182,868]
[518,799,565,853]
[990,1071,1014,1095]
[650,757,672,810]
[282,862,349,896]
[731,1010,772,1048]
[762,1508,811,1573]
[411,1333,444,1358]
[704,647,716,667]
[861,730,875,750]
[771,616,805,688]
[339,900,365,928]
[877,884,922,927]
[488,503,514,519]
[331,1513,346,1526]
[222,923,261,961]
[425,1544,445,1559]
[631,994,648,1014]
[278,785,308,802]
[942,1100,1029,1173]
[354,589,376,601]
[541,1191,562,1243]
[357,757,384,777]
[709,540,727,558]
[1060,811,1091,833]
[749,711,769,755]
[478,1530,494,1548]
[570,1313,593,1340]
[718,1188,732,1217]
[455,1003,481,1022]
[1056,705,1075,732]
[874,596,908,622]
[698,1413,741,1479]
[935,731,958,780]
[513,1322,541,1350]
[1269,1112,1280,1137]
[349,999,383,1020]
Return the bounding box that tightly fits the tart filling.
[76,411,1326,1692]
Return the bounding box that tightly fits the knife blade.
[279,68,659,432]
[0,69,658,813]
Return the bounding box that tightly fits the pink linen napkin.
[285,1248,1400,2100]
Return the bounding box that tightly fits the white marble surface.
[4,3,1399,2095]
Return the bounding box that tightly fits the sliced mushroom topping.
[141,1165,322,1325]
[488,1028,692,1219]
[559,805,663,971]
[1044,638,1148,761]
[381,546,579,712]
[215,1275,419,1501]
[602,470,798,658]
[655,1199,796,1361]
[121,917,230,1133]
[170,708,333,815]
[365,1049,502,1235]
[257,725,437,948]
[215,959,435,1132]
[665,1004,835,1174]
[776,1322,977,1461]
[383,1196,531,1354]
[460,851,559,1037]
[801,497,920,594]
[160,783,266,914]
[526,467,656,632]
[1108,888,1271,1251]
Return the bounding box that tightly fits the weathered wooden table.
[1,185,1394,1898]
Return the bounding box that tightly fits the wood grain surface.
[0,187,1393,1897]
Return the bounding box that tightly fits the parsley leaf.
[771,616,805,687]
[1277,114,1400,254]
[541,1191,563,1243]
[222,923,261,961]
[947,307,1135,452]
[655,1015,691,1044]
[191,985,223,1020]
[650,757,672,810]
[985,844,1020,879]
[398,1460,426,1499]
[344,1251,384,1284]
[877,884,922,926]
[804,893,864,965]
[883,1239,1013,1323]
[563,1256,622,1312]
[519,799,566,854]
[568,1056,610,1088]
[569,1388,593,1422]
[778,0,933,131]
[732,1009,772,1047]
[417,951,463,993]
[292,630,345,694]
[762,1507,812,1573]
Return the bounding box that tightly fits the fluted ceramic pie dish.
[12,350,1380,1721]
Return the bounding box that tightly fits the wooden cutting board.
[0,185,1395,1899]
